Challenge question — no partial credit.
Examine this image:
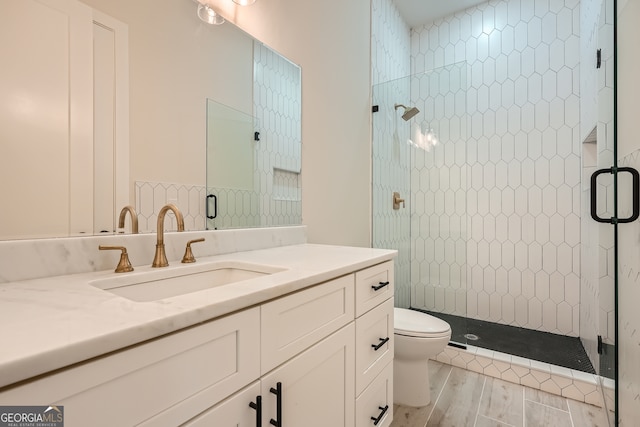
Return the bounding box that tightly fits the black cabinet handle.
[590,167,640,223]
[249,396,262,427]
[371,337,390,351]
[269,382,282,427]
[206,194,217,219]
[371,281,389,291]
[370,405,389,425]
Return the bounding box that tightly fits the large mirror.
[0,0,301,240]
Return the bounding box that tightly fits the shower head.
[394,103,420,121]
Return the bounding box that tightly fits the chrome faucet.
[152,204,185,268]
[118,205,139,234]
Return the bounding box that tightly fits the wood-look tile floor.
[391,360,612,427]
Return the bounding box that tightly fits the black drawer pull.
[371,281,389,291]
[372,337,390,351]
[249,395,262,427]
[269,382,282,427]
[371,405,389,425]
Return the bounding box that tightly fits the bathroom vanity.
[0,237,396,427]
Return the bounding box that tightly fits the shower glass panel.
[372,62,469,345]
[593,0,617,418]
[580,0,617,419]
[206,99,261,229]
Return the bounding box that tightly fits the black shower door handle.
[590,167,640,224]
[206,194,217,219]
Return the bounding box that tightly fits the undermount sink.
[89,261,286,302]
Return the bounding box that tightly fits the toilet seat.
[394,308,451,338]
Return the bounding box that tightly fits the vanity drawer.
[261,274,355,374]
[0,308,260,427]
[355,261,394,317]
[355,361,393,427]
[355,297,394,395]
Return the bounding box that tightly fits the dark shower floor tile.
[599,343,615,380]
[416,309,601,376]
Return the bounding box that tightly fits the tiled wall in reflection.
[205,187,260,230]
[253,41,302,228]
[135,179,301,232]
[135,181,206,233]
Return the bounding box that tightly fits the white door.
[92,10,130,234]
[260,324,355,427]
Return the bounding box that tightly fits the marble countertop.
[0,243,396,389]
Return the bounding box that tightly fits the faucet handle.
[182,238,205,263]
[99,245,134,273]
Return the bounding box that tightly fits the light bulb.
[197,4,225,25]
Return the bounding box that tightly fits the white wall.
[206,0,372,247]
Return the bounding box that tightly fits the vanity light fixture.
[232,0,257,5]
[197,3,225,25]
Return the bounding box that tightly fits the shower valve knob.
[393,192,405,210]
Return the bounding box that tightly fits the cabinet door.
[182,381,261,427]
[261,324,355,427]
[261,274,354,374]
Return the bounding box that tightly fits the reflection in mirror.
[1,0,128,240]
[206,100,260,228]
[0,0,301,241]
[206,41,302,230]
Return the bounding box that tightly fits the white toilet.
[394,307,452,407]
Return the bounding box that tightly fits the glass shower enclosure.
[372,62,469,344]
[373,54,619,423]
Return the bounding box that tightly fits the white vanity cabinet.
[0,260,395,427]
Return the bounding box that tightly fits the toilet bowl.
[394,307,451,407]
